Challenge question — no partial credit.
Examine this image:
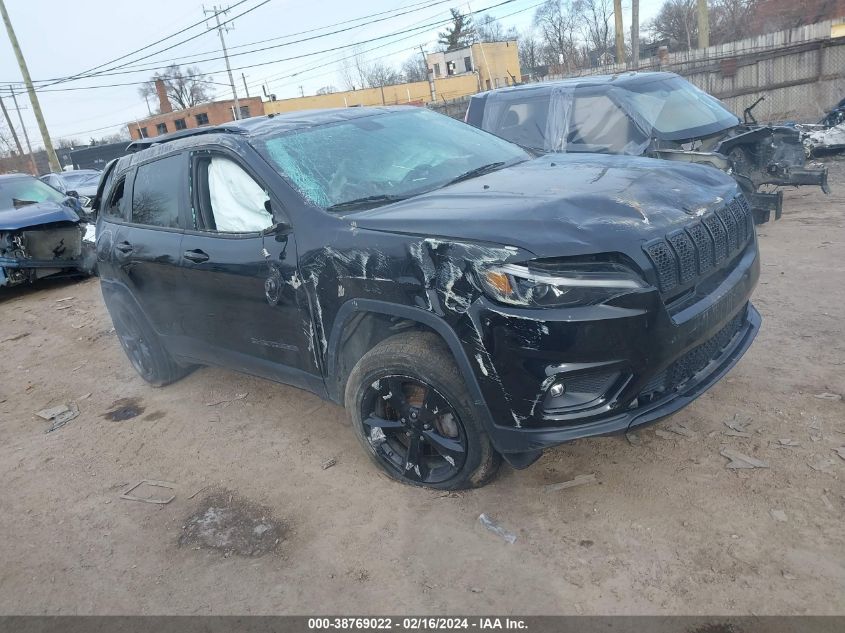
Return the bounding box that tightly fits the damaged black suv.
[94,106,760,489]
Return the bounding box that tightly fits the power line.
[24,0,522,94]
[19,0,471,85]
[1,0,267,90]
[107,0,457,73]
[5,0,452,87]
[28,0,255,90]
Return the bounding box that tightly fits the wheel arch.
[325,300,495,427]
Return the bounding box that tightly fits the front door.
[178,150,317,386]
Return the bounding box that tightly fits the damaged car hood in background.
[351,154,738,257]
[0,200,80,230]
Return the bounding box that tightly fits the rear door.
[177,148,317,384]
[106,153,190,340]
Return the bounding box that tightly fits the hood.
[0,200,80,231]
[351,154,739,257]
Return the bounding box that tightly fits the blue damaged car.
[0,173,95,288]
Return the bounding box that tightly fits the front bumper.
[465,242,760,460]
[486,303,760,455]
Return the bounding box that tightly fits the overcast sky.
[0,0,664,151]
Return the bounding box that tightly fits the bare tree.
[475,13,518,42]
[647,0,698,50]
[363,62,403,88]
[338,49,403,90]
[534,0,581,71]
[438,8,475,51]
[139,64,214,111]
[56,137,82,149]
[518,30,543,79]
[711,0,759,44]
[575,0,615,61]
[316,86,337,95]
[401,56,429,83]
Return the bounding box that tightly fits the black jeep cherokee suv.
[94,106,760,489]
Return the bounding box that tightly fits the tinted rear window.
[131,155,183,228]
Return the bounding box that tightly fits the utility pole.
[0,0,60,173]
[697,0,710,49]
[419,45,436,102]
[0,92,24,158]
[8,88,37,174]
[204,5,241,119]
[613,0,625,64]
[631,0,640,69]
[241,73,249,98]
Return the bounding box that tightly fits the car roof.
[117,105,427,173]
[472,71,680,98]
[125,106,411,154]
[0,173,35,181]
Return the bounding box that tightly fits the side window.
[105,176,129,219]
[196,155,273,233]
[567,95,647,152]
[490,98,551,151]
[131,155,183,228]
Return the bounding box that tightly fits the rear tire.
[345,331,501,490]
[108,295,190,387]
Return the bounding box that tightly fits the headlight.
[478,261,646,307]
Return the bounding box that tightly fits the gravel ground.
[0,159,843,615]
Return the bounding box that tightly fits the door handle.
[115,241,134,254]
[183,249,210,263]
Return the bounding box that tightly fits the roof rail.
[126,125,245,153]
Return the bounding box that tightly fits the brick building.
[128,79,265,140]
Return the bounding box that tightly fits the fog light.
[549,382,566,398]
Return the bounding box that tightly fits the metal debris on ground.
[321,457,337,470]
[808,458,836,473]
[813,392,842,401]
[834,447,845,461]
[55,297,74,302]
[36,405,70,420]
[478,513,517,544]
[625,432,641,446]
[724,414,753,432]
[187,485,210,500]
[543,473,597,492]
[0,332,30,343]
[723,430,753,438]
[821,493,835,512]
[720,448,769,469]
[205,392,249,407]
[36,403,80,433]
[119,480,176,504]
[654,429,675,440]
[666,422,695,437]
[769,509,788,523]
[778,439,801,447]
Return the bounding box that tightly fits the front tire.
[345,331,501,490]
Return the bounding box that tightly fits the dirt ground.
[0,160,843,616]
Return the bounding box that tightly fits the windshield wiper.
[326,194,409,212]
[447,162,507,185]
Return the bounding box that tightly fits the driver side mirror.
[261,199,293,237]
[261,220,293,237]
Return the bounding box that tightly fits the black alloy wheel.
[360,375,468,485]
